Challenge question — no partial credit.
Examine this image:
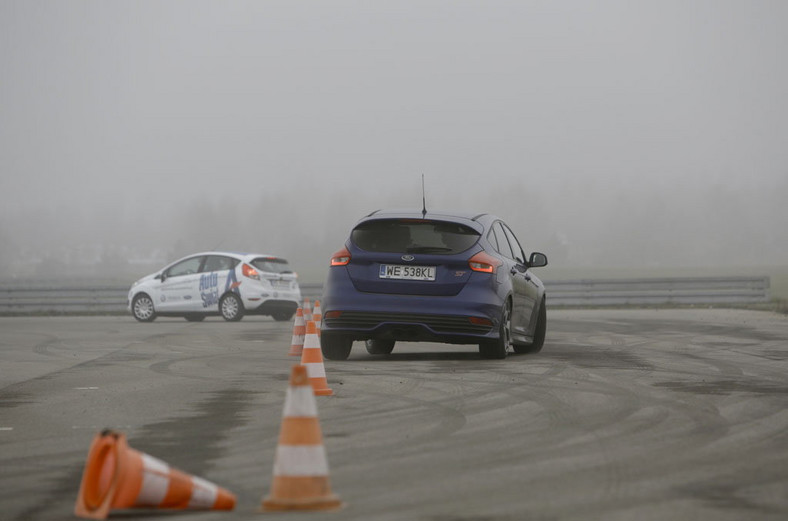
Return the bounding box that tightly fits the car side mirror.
[529,252,548,268]
[157,272,166,282]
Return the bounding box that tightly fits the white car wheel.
[132,294,156,322]
[220,293,244,322]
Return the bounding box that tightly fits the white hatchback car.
[128,252,301,322]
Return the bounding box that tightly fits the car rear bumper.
[324,310,493,344]
[321,272,504,344]
[245,298,299,316]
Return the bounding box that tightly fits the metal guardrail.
[0,277,770,315]
[0,286,129,314]
[545,276,770,307]
[0,283,326,315]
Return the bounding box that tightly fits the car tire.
[365,339,395,355]
[131,294,157,322]
[272,311,294,322]
[184,314,205,322]
[220,293,244,322]
[321,333,353,360]
[479,300,511,359]
[514,298,546,354]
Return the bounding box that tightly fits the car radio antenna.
[421,174,427,218]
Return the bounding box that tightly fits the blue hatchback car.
[320,209,548,360]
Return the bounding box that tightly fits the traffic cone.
[312,300,322,331]
[302,298,313,323]
[261,365,343,511]
[74,429,236,520]
[300,321,333,396]
[288,308,305,356]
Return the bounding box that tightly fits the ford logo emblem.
[401,255,415,262]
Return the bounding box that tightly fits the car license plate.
[379,264,436,281]
[271,280,290,289]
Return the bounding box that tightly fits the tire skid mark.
[0,331,60,355]
[500,342,740,504]
[31,334,61,357]
[3,311,787,520]
[652,337,787,398]
[2,336,165,394]
[147,357,222,381]
[333,392,468,459]
[686,336,747,378]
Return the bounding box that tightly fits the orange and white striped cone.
[312,300,322,332]
[262,365,343,511]
[302,298,313,323]
[300,321,333,396]
[74,430,236,520]
[288,308,305,356]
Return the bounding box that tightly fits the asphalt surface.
[1,309,787,521]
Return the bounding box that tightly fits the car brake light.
[242,263,260,280]
[330,247,351,266]
[468,252,502,273]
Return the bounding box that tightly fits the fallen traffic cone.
[288,308,305,356]
[74,429,236,520]
[300,321,333,396]
[312,300,322,331]
[302,298,313,323]
[261,365,343,511]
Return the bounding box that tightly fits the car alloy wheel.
[502,302,512,348]
[132,294,156,322]
[514,298,546,354]
[220,293,244,322]
[479,300,510,359]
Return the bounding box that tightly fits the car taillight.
[468,252,502,273]
[242,263,260,280]
[330,247,351,266]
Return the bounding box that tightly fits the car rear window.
[351,219,480,254]
[251,257,293,274]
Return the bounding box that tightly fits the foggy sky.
[1,1,787,281]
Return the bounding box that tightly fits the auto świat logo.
[401,255,415,262]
